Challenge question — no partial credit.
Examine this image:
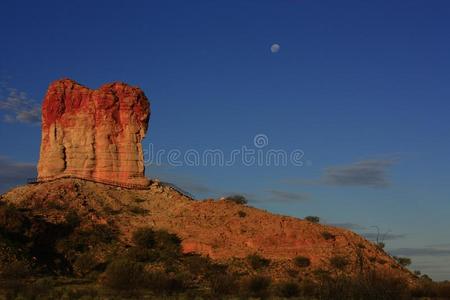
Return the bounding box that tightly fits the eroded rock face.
[37,79,150,186]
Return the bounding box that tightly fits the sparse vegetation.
[223,194,247,205]
[321,231,335,240]
[246,253,270,270]
[294,255,311,268]
[305,215,320,223]
[129,206,149,215]
[276,281,300,298]
[393,256,412,267]
[0,192,446,300]
[103,259,146,290]
[329,255,349,270]
[237,210,246,218]
[132,227,156,248]
[242,275,271,299]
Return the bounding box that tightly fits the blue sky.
[1,0,450,280]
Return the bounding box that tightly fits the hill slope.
[0,178,412,283]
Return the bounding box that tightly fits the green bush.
[129,206,149,215]
[224,195,247,205]
[132,227,155,248]
[126,247,159,263]
[0,260,30,279]
[321,231,335,240]
[144,270,188,295]
[73,253,98,276]
[330,255,349,270]
[209,273,238,296]
[242,275,271,299]
[103,259,145,290]
[276,281,300,298]
[153,229,182,255]
[247,253,270,270]
[294,255,311,268]
[393,256,412,267]
[305,216,320,223]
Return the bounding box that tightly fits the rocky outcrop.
[37,79,150,186]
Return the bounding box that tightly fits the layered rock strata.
[37,79,150,187]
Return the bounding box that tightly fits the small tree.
[393,256,412,267]
[132,227,155,248]
[305,216,320,223]
[224,195,247,205]
[247,253,270,270]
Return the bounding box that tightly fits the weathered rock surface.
[37,79,150,186]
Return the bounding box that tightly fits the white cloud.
[0,81,41,124]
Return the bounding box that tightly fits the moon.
[270,43,280,53]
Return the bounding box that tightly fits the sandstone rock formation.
[37,79,150,186]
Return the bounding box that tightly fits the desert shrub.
[154,229,182,256]
[242,275,271,299]
[321,231,335,240]
[209,273,239,296]
[276,281,300,298]
[0,260,30,279]
[145,270,188,294]
[20,278,55,300]
[305,216,320,223]
[376,242,386,249]
[103,259,145,290]
[294,255,311,268]
[132,228,181,260]
[330,255,349,270]
[73,253,98,276]
[47,200,64,210]
[393,256,412,267]
[247,253,270,270]
[91,224,116,243]
[286,268,299,277]
[164,273,188,294]
[237,210,247,218]
[312,270,410,300]
[183,253,212,275]
[224,195,247,205]
[126,247,159,263]
[134,197,146,203]
[129,206,149,215]
[313,268,332,281]
[64,210,80,228]
[132,227,155,248]
[0,204,28,237]
[58,224,116,256]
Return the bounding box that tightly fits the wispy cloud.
[267,189,309,202]
[0,156,36,193]
[328,223,366,230]
[362,232,406,241]
[285,158,397,188]
[390,247,450,257]
[0,80,41,124]
[323,159,395,188]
